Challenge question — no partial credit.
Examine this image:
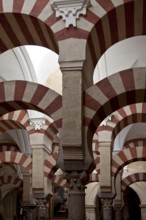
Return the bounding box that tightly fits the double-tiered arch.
[84,67,146,158]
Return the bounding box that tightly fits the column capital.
[29,118,45,130]
[64,171,88,192]
[101,198,113,209]
[51,0,91,28]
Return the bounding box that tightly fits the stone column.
[22,170,32,204]
[32,145,45,192]
[60,60,88,220]
[139,204,146,220]
[66,172,87,220]
[101,198,113,220]
[59,48,93,219]
[60,61,84,170]
[113,171,122,220]
[99,141,112,192]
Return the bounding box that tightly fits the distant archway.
[123,187,141,220]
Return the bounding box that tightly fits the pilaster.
[60,61,84,170]
[113,171,122,220]
[32,144,52,197]
[23,171,32,204]
[32,145,45,192]
[99,141,112,192]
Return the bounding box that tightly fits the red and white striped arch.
[84,0,146,85]
[84,68,146,150]
[122,172,146,191]
[50,171,99,187]
[0,110,60,162]
[0,119,26,133]
[0,81,62,128]
[94,138,146,178]
[124,138,146,149]
[52,174,67,187]
[44,122,59,142]
[44,151,58,178]
[0,0,59,53]
[0,143,19,152]
[1,1,144,49]
[1,1,145,89]
[0,175,23,190]
[112,147,146,177]
[0,151,32,173]
[89,171,99,182]
[1,110,59,147]
[0,110,29,129]
[97,103,146,144]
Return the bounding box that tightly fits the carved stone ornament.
[51,0,91,28]
[64,171,88,192]
[30,118,45,130]
[101,198,113,209]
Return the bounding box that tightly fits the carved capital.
[51,0,91,28]
[64,171,88,192]
[101,198,113,209]
[30,118,45,130]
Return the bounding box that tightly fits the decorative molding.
[30,118,45,130]
[51,0,91,28]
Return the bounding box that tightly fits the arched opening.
[3,188,20,220]
[93,36,146,84]
[123,187,141,220]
